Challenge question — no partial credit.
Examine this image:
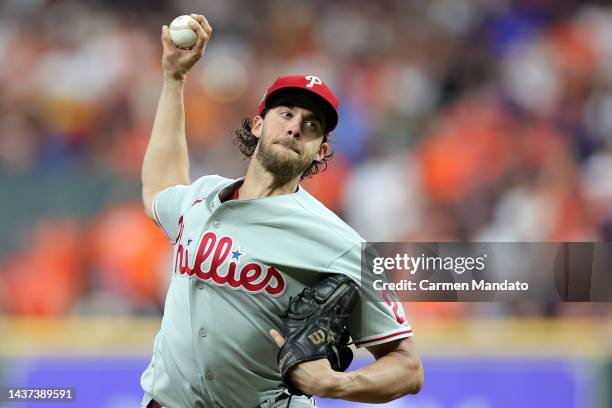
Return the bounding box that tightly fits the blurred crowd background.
[1,0,612,320]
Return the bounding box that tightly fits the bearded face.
[252,96,328,181]
[255,126,315,178]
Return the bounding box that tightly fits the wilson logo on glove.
[278,351,293,372]
[308,330,326,345]
[276,274,360,396]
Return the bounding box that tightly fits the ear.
[251,115,264,138]
[315,140,329,161]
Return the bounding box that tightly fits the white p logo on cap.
[305,75,322,88]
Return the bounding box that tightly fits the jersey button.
[213,221,221,229]
[199,329,208,337]
[195,281,205,290]
[206,372,214,381]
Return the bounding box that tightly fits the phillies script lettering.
[174,216,286,296]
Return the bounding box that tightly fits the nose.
[286,117,301,139]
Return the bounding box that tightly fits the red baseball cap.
[257,75,339,134]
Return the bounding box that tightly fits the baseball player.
[140,14,424,408]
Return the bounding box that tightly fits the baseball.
[169,15,198,49]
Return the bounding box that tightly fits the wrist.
[163,72,187,85]
[318,370,348,399]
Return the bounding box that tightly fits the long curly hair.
[233,109,333,180]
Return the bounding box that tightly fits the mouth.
[274,141,300,154]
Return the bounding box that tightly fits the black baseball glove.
[277,274,360,395]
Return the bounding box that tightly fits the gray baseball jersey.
[140,175,413,408]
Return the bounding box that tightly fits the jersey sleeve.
[152,175,229,243]
[152,184,190,243]
[325,243,413,348]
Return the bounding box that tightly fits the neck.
[240,159,300,199]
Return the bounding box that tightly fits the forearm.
[141,15,211,213]
[328,350,423,403]
[142,77,191,202]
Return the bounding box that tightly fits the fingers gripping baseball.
[190,14,213,47]
[161,13,212,80]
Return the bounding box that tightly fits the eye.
[306,119,323,132]
[280,111,293,119]
[305,121,319,131]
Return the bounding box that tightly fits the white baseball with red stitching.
[169,15,197,49]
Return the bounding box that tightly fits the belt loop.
[254,389,291,408]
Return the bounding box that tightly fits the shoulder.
[156,174,234,211]
[292,186,364,247]
[190,174,234,193]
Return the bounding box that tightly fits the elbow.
[408,358,424,394]
[390,356,424,401]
